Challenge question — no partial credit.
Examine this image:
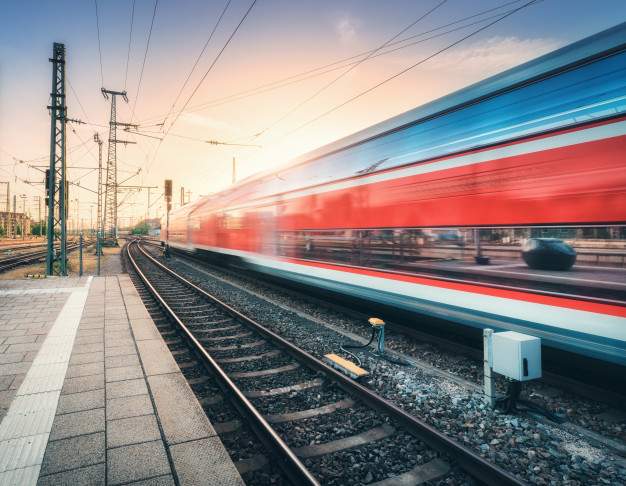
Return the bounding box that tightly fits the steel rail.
[135,241,527,486]
[126,241,320,486]
[0,242,82,272]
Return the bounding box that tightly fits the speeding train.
[164,24,626,367]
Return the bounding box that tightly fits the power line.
[94,0,104,87]
[144,0,257,177]
[260,0,447,138]
[261,0,540,152]
[125,0,137,92]
[136,0,529,127]
[131,0,159,122]
[163,0,257,135]
[160,0,233,129]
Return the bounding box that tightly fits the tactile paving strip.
[0,277,92,484]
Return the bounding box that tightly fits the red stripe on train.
[282,258,626,319]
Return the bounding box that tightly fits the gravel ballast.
[159,252,626,486]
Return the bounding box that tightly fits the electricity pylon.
[101,88,136,245]
[46,43,68,276]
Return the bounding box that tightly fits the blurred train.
[164,24,626,366]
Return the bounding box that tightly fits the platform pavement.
[0,274,245,485]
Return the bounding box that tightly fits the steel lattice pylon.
[101,88,129,246]
[46,43,68,276]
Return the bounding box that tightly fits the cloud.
[424,36,563,74]
[335,14,361,45]
[179,113,240,133]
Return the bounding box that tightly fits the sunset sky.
[0,0,624,228]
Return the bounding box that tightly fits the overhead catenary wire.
[135,0,531,127]
[160,0,233,129]
[162,0,258,135]
[259,0,541,152]
[143,0,257,177]
[130,0,159,123]
[125,0,137,92]
[94,0,104,88]
[259,0,448,140]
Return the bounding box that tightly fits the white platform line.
[0,277,92,484]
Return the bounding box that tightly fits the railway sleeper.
[292,423,395,458]
[198,331,253,342]
[367,458,450,486]
[205,340,266,352]
[215,349,281,364]
[243,378,325,398]
[229,362,300,378]
[265,397,354,423]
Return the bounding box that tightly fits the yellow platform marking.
[324,354,369,379]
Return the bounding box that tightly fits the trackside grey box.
[492,331,541,381]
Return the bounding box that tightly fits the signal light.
[164,179,172,198]
[45,169,51,196]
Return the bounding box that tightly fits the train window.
[276,226,625,303]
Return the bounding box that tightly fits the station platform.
[0,275,244,485]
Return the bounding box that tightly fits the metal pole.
[97,231,101,275]
[79,232,83,276]
[165,211,170,257]
[483,329,496,407]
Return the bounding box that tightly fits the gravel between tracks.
[163,252,626,486]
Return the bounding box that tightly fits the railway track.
[124,239,525,486]
[151,241,626,405]
[0,240,86,273]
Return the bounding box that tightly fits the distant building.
[147,218,161,236]
[0,212,32,238]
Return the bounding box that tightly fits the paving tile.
[104,324,130,332]
[57,388,105,415]
[49,408,105,441]
[37,462,105,486]
[23,350,38,362]
[104,354,140,369]
[107,414,161,448]
[71,343,105,355]
[170,437,245,486]
[105,331,132,341]
[123,475,176,486]
[126,305,151,320]
[5,342,42,353]
[107,440,171,485]
[107,393,154,421]
[0,375,14,392]
[148,372,216,445]
[106,378,148,399]
[0,361,32,376]
[131,319,161,341]
[78,321,105,330]
[105,337,135,349]
[74,334,104,345]
[3,335,38,345]
[9,374,25,390]
[136,340,179,376]
[104,345,136,357]
[65,361,105,379]
[106,365,144,383]
[75,328,103,337]
[61,374,105,395]
[69,351,104,366]
[39,432,105,475]
[0,352,26,365]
